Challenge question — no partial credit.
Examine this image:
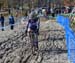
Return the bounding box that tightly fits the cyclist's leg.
[29,32,33,50]
[32,32,36,54]
[29,32,34,53]
[29,31,38,54]
[33,32,38,51]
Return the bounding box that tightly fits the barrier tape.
[0,16,28,30]
[0,20,21,30]
[56,15,75,63]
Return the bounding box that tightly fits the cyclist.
[25,11,40,54]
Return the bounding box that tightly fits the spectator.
[25,11,28,17]
[0,14,5,31]
[50,8,55,17]
[8,8,11,14]
[9,14,15,30]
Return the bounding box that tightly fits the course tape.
[0,20,21,30]
[0,16,28,30]
[56,15,75,63]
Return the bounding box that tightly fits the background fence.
[56,15,75,63]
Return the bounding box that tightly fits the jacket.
[9,16,15,24]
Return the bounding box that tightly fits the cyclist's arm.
[25,20,30,33]
[37,17,40,30]
[37,17,40,34]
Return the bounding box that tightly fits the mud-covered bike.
[29,30,38,55]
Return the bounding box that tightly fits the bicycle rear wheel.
[29,32,38,54]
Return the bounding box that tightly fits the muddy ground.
[0,19,70,63]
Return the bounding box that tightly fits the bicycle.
[28,30,38,55]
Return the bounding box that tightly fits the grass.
[61,14,75,17]
[60,14,75,30]
[70,20,75,29]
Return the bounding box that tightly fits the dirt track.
[0,19,69,63]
